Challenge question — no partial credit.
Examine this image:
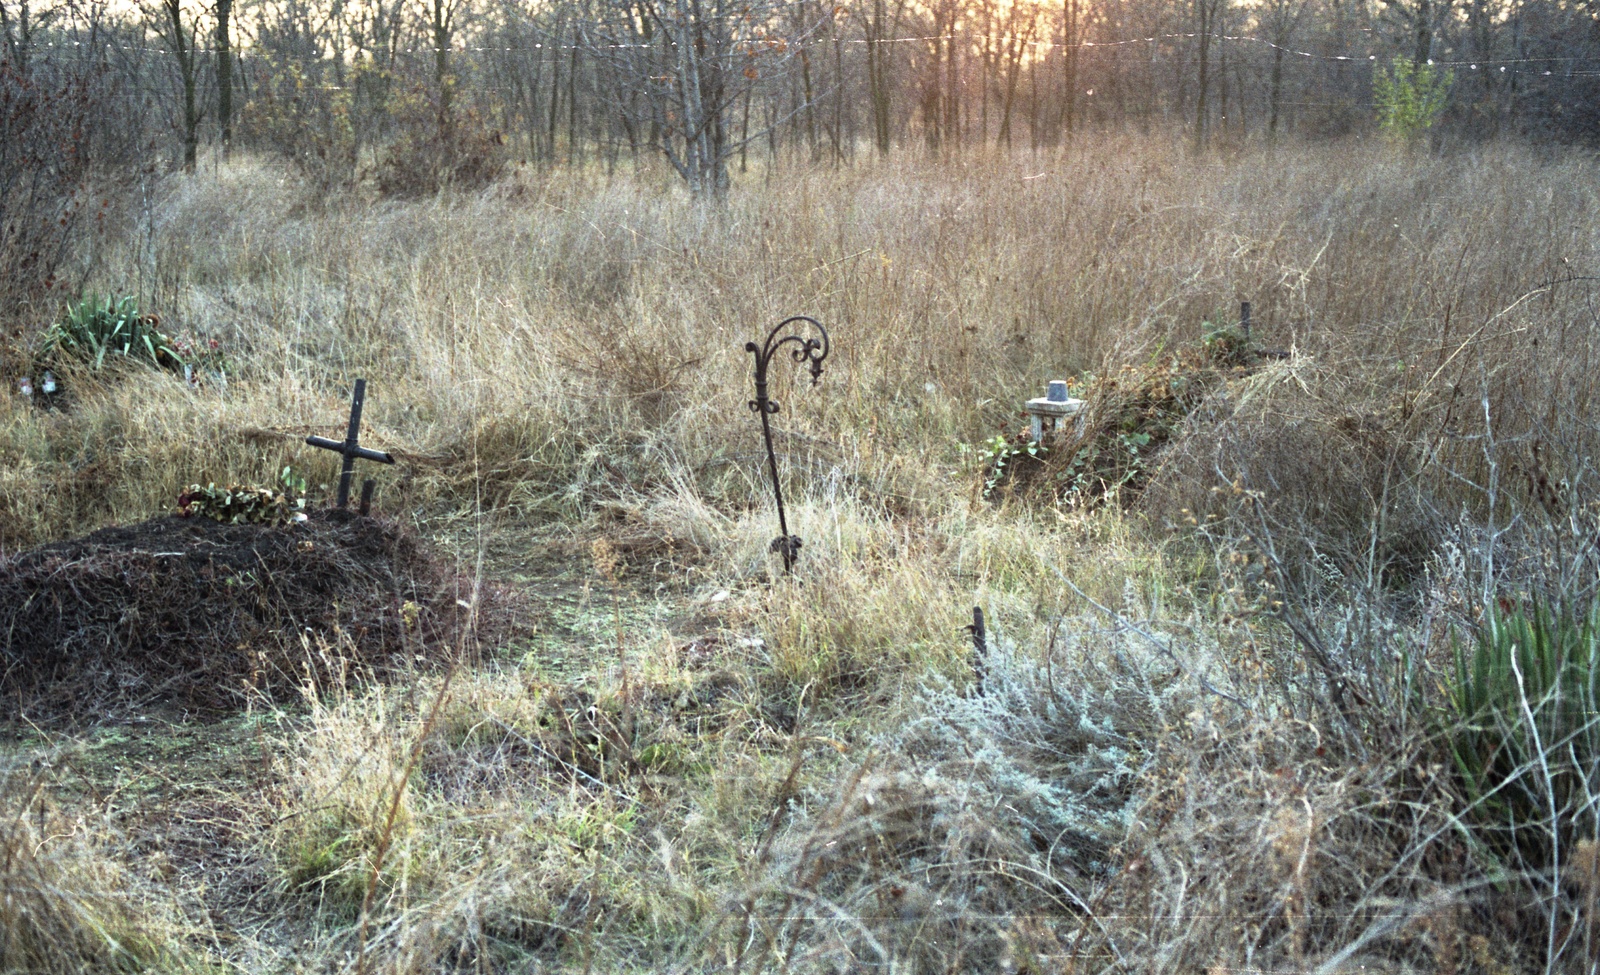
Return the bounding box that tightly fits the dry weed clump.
[0,763,194,973]
[265,663,765,971]
[721,496,974,705]
[371,98,507,199]
[268,677,591,964]
[1076,706,1528,974]
[1143,355,1442,590]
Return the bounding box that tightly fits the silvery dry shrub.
[753,617,1180,970]
[893,625,1157,869]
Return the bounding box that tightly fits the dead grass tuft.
[0,763,195,973]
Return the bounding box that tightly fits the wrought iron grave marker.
[306,378,395,509]
[746,316,830,573]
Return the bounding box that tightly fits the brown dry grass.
[0,760,203,974]
[1,136,1598,971]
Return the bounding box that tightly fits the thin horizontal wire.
[30,27,1600,68]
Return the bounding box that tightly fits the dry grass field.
[1,135,1599,972]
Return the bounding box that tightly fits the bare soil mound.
[0,510,476,720]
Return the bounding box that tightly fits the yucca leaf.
[1446,598,1600,863]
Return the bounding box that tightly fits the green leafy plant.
[980,434,1045,498]
[1059,430,1153,500]
[1374,58,1454,142]
[1446,599,1600,861]
[40,295,181,371]
[177,467,309,526]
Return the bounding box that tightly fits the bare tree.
[0,0,51,72]
[423,0,467,122]
[147,0,204,171]
[918,0,963,150]
[588,0,811,199]
[995,0,1035,145]
[1061,0,1082,137]
[1192,0,1223,149]
[1380,0,1452,65]
[1265,0,1309,139]
[863,0,906,155]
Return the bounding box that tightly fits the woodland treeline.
[1,0,1597,203]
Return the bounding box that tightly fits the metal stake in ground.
[306,378,395,508]
[968,606,987,693]
[746,316,829,573]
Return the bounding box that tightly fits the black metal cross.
[306,378,395,508]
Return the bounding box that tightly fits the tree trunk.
[1217,14,1227,135]
[547,18,563,161]
[997,16,1033,146]
[567,38,580,164]
[867,0,893,155]
[1062,0,1079,139]
[740,83,752,172]
[831,25,844,164]
[1029,47,1039,148]
[216,0,233,158]
[924,26,942,149]
[944,2,959,150]
[1268,42,1284,138]
[1413,0,1432,65]
[0,0,34,74]
[164,0,198,172]
[1192,0,1212,151]
[798,4,817,159]
[432,0,454,124]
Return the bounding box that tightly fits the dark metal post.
[969,606,987,692]
[1240,301,1252,344]
[745,316,830,573]
[336,379,367,508]
[359,478,376,515]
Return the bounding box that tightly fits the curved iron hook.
[744,316,830,573]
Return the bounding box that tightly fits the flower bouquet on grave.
[177,467,309,526]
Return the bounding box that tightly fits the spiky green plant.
[41,295,181,371]
[1447,600,1600,861]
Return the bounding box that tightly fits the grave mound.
[0,510,476,720]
